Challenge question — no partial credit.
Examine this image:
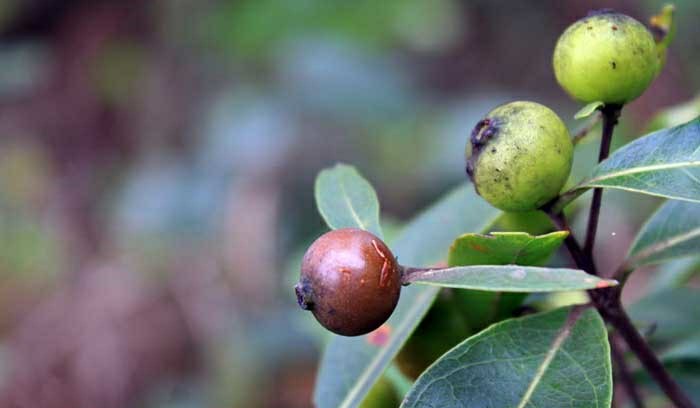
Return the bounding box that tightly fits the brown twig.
[541,103,694,407]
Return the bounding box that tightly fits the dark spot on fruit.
[611,61,617,69]
[295,279,314,311]
[470,118,492,147]
[650,25,665,41]
[612,25,618,31]
[491,148,496,153]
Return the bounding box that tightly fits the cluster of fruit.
[295,10,662,337]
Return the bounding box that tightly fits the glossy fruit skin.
[553,11,659,104]
[295,228,401,336]
[466,101,573,212]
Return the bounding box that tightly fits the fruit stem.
[399,265,446,285]
[583,104,622,263]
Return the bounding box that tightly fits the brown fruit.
[295,228,401,336]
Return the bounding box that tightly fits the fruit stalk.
[583,104,622,259]
[399,265,448,285]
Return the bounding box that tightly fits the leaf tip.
[596,279,619,289]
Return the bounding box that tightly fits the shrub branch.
[543,105,695,408]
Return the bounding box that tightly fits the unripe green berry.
[466,101,573,212]
[295,228,401,336]
[553,10,659,104]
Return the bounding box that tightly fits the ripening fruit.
[466,101,573,212]
[553,10,659,104]
[295,228,401,336]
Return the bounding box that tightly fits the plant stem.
[544,208,695,407]
[598,296,695,408]
[610,333,645,408]
[583,104,622,259]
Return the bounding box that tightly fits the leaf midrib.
[515,306,588,408]
[338,175,369,232]
[585,161,700,186]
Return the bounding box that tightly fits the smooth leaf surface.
[648,257,700,295]
[574,101,604,119]
[314,183,501,408]
[582,118,700,201]
[448,231,568,267]
[315,163,383,237]
[401,306,612,408]
[557,118,700,210]
[628,200,700,266]
[629,288,700,345]
[661,333,700,362]
[448,231,563,332]
[404,264,616,292]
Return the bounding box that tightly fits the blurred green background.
[0,1,698,407]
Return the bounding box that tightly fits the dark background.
[0,1,698,407]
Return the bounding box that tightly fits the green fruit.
[466,101,573,212]
[553,10,659,104]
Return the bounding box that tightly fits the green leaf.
[404,264,617,292]
[628,200,700,266]
[555,118,700,211]
[628,288,700,345]
[661,333,700,362]
[648,257,700,295]
[401,306,612,408]
[448,231,568,266]
[448,231,567,330]
[314,183,500,408]
[574,101,604,119]
[315,163,383,238]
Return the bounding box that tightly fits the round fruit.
[553,10,659,104]
[295,228,401,336]
[466,101,573,212]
